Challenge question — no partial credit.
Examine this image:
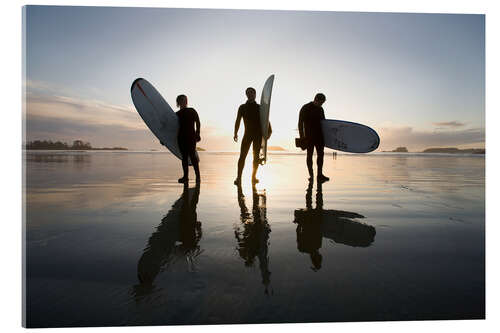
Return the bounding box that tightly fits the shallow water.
[24,151,485,327]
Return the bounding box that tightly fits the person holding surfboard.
[234,87,272,185]
[176,94,201,183]
[298,93,330,182]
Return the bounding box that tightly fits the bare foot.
[318,175,330,183]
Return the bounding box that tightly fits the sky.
[23,6,485,151]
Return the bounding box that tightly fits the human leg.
[316,143,324,175]
[188,144,200,182]
[306,144,314,180]
[235,135,252,184]
[178,141,189,183]
[316,143,329,182]
[251,137,262,183]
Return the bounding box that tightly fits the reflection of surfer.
[294,181,375,270]
[295,180,323,271]
[234,184,272,294]
[176,94,201,184]
[234,87,272,185]
[298,93,329,182]
[134,183,202,298]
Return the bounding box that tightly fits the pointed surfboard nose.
[131,78,145,93]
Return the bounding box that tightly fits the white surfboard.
[321,119,380,153]
[259,74,274,165]
[130,78,198,165]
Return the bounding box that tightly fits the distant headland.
[383,146,484,154]
[382,147,408,153]
[422,147,485,154]
[24,140,128,151]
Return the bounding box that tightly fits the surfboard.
[130,78,199,165]
[259,74,274,165]
[321,119,380,153]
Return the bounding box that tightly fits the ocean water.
[23,151,485,327]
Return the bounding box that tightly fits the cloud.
[26,81,483,152]
[25,113,240,150]
[433,121,466,128]
[378,126,484,151]
[24,84,155,148]
[25,91,144,131]
[24,89,237,150]
[24,79,54,91]
[25,114,156,149]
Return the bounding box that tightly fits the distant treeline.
[25,140,127,151]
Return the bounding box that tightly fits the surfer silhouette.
[176,95,201,183]
[234,87,272,185]
[298,93,329,182]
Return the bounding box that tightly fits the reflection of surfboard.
[321,119,379,153]
[130,78,198,165]
[294,208,375,247]
[259,75,274,165]
[321,211,375,247]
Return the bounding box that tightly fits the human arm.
[298,106,305,138]
[234,106,243,142]
[194,109,201,142]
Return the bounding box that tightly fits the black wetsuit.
[236,101,262,169]
[298,102,325,147]
[176,107,200,180]
[176,107,199,157]
[298,102,326,177]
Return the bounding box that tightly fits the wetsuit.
[176,107,200,179]
[298,102,326,177]
[298,102,325,147]
[235,101,263,176]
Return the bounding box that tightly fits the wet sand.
[24,151,485,327]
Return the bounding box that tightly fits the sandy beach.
[24,151,485,327]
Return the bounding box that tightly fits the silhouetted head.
[313,93,326,106]
[245,87,256,102]
[176,94,188,108]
